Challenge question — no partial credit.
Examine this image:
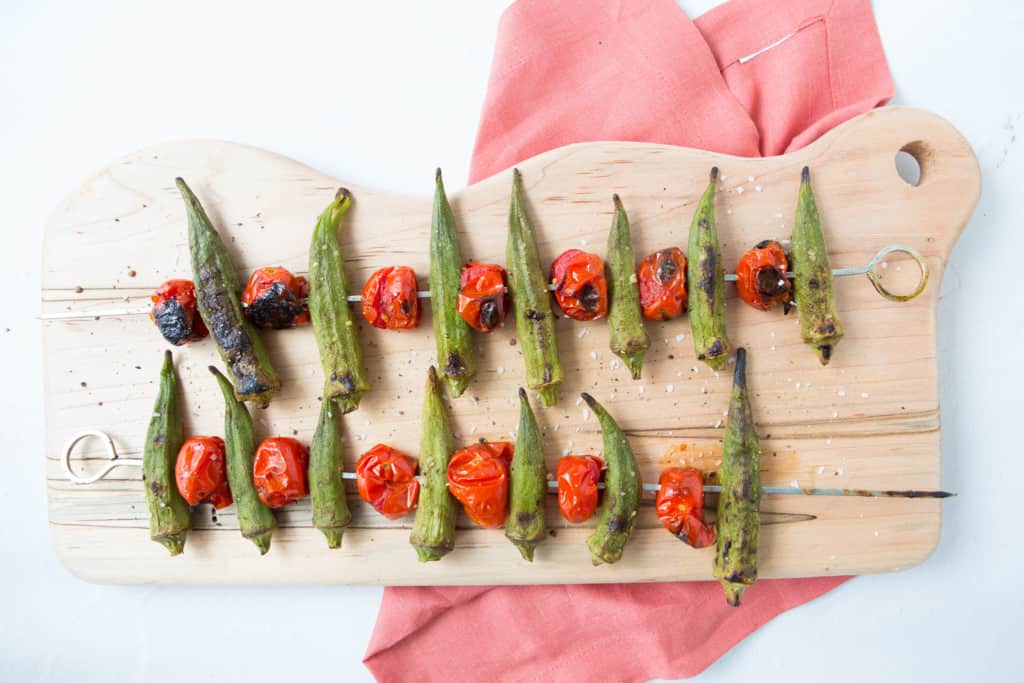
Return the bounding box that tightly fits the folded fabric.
[366,0,893,680]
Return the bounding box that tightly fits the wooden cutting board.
[42,106,979,585]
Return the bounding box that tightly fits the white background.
[2,1,1021,681]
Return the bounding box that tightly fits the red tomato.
[655,467,716,548]
[637,248,688,321]
[175,436,232,508]
[735,240,792,311]
[355,444,420,519]
[150,279,208,345]
[253,437,309,508]
[457,262,509,332]
[550,249,608,321]
[557,455,604,523]
[446,441,514,528]
[361,266,421,330]
[241,266,310,328]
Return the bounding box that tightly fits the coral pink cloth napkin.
[365,1,893,680]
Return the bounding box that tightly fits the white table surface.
[2,1,1021,680]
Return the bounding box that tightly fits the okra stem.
[507,169,564,406]
[686,168,732,370]
[409,366,457,562]
[308,188,372,413]
[713,347,761,606]
[310,397,352,549]
[430,169,476,397]
[606,194,649,379]
[505,388,547,561]
[210,365,277,554]
[143,350,191,555]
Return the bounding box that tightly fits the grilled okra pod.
[143,350,191,555]
[210,366,277,554]
[177,178,280,407]
[505,388,547,561]
[309,188,371,413]
[310,397,352,549]
[791,167,844,364]
[713,348,761,606]
[582,393,642,565]
[410,366,458,562]
[507,169,564,406]
[430,169,476,397]
[606,194,649,379]
[686,168,731,370]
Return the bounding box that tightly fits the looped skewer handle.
[63,429,142,484]
[855,244,930,302]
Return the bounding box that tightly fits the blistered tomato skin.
[241,266,311,329]
[253,437,310,508]
[175,436,232,509]
[637,249,688,321]
[150,279,209,345]
[655,467,716,548]
[735,240,793,311]
[355,444,420,519]
[446,441,514,528]
[457,262,509,332]
[361,266,421,330]
[556,455,604,523]
[550,249,608,321]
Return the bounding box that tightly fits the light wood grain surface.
[42,106,979,585]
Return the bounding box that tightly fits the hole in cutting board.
[895,142,927,187]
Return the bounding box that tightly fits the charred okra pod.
[686,168,731,370]
[582,393,642,565]
[308,188,371,413]
[505,388,547,561]
[410,366,457,561]
[430,169,476,397]
[143,350,191,555]
[507,169,563,406]
[210,366,277,554]
[713,348,761,606]
[177,178,280,407]
[791,167,844,364]
[310,397,352,549]
[606,194,649,379]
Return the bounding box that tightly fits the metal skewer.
[40,244,928,321]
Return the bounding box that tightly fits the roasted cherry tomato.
[355,444,420,519]
[557,455,604,523]
[655,467,716,548]
[253,437,309,508]
[550,249,608,321]
[361,266,421,330]
[175,436,232,508]
[457,262,509,332]
[150,279,209,345]
[637,248,688,321]
[446,441,514,528]
[241,266,310,329]
[735,240,793,311]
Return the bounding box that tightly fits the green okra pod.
[430,169,476,397]
[605,194,649,379]
[713,347,761,606]
[505,388,547,561]
[177,177,280,407]
[210,365,277,554]
[143,350,191,555]
[507,169,563,406]
[310,397,352,549]
[581,393,642,565]
[791,167,844,365]
[410,366,457,562]
[308,188,371,412]
[686,168,731,370]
